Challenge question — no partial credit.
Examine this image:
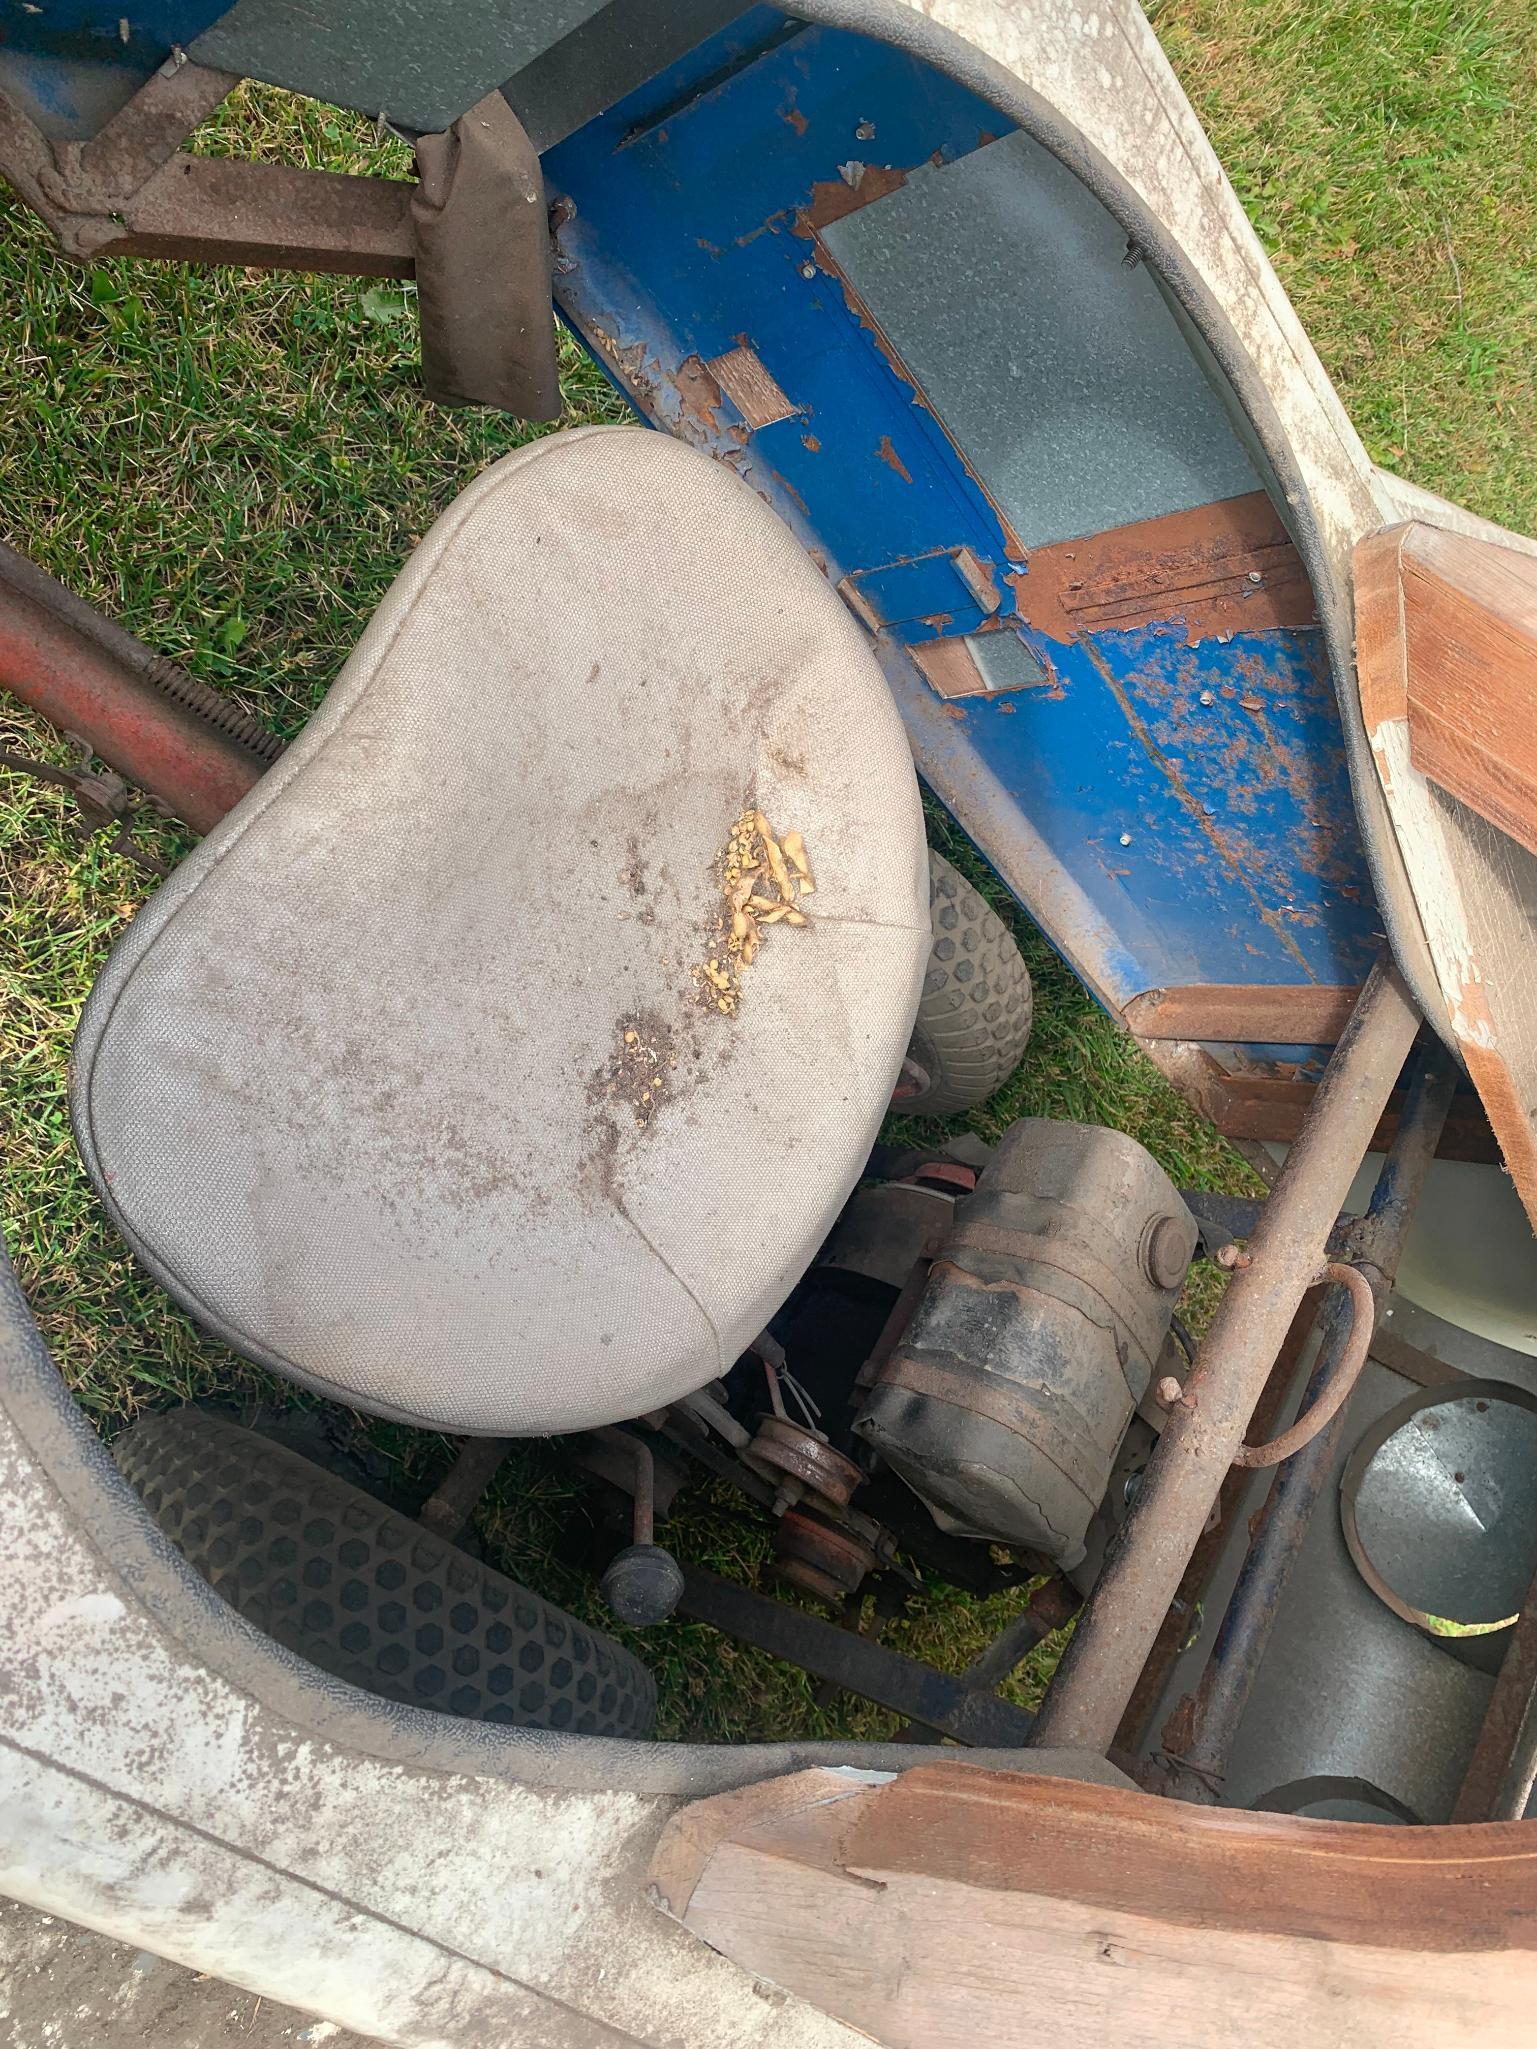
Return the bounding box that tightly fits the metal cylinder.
[854,1119,1197,1569]
[0,552,275,834]
[1027,959,1423,1753]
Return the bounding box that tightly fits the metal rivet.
[1198,690,1215,707]
[800,263,817,280]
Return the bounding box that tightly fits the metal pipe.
[1453,1561,1537,1823]
[416,1436,512,1543]
[595,1427,656,1546]
[1160,1036,1458,1800]
[1112,1286,1326,1753]
[0,553,277,834]
[1027,958,1423,1754]
[960,1576,1080,1693]
[1230,1261,1374,1468]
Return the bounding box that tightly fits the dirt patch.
[588,1009,680,1133]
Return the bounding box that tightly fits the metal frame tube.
[1157,1036,1458,1799]
[0,555,275,833]
[1028,959,1423,1753]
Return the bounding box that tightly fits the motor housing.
[853,1119,1196,1568]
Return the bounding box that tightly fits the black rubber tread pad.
[113,1407,655,1738]
[908,849,1033,1116]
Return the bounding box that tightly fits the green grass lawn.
[1,3,1532,1741]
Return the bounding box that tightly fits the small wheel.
[898,849,1033,1116]
[114,1407,655,1738]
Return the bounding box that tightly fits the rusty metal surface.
[1155,1038,1458,1803]
[774,1510,877,1605]
[1453,1562,1537,1822]
[412,91,560,419]
[41,53,237,218]
[1124,982,1361,1046]
[818,1179,956,1288]
[1027,961,1423,1754]
[101,155,417,277]
[1231,1262,1374,1469]
[0,563,273,836]
[1113,1288,1326,1754]
[1142,1037,1499,1161]
[1006,492,1318,646]
[745,1414,862,1509]
[1,62,416,278]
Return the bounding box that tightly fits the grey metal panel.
[502,0,750,154]
[967,629,1050,694]
[821,131,1261,550]
[1141,1354,1498,1824]
[190,0,610,131]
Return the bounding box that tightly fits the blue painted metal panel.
[546,15,1383,1017]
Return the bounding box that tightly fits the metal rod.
[0,559,275,833]
[1113,1286,1326,1753]
[959,1576,1080,1692]
[595,1427,656,1546]
[1230,1261,1374,1467]
[1160,1035,1458,1800]
[416,1436,512,1543]
[1453,1561,1537,1823]
[1028,959,1423,1754]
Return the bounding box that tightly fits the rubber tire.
[904,849,1033,1116]
[113,1407,656,1738]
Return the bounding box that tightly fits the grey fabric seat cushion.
[73,427,930,1435]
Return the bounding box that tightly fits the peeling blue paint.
[547,14,1383,1026]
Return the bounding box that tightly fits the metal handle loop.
[1231,1261,1374,1469]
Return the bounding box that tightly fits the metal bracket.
[0,61,559,416]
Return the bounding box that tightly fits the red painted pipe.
[0,563,274,835]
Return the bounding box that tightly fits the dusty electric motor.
[853,1119,1197,1569]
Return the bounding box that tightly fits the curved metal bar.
[1232,1263,1374,1469]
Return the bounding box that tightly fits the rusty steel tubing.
[1158,1037,1459,1800]
[1027,958,1423,1755]
[1229,1260,1374,1468]
[1453,1562,1537,1823]
[0,557,274,834]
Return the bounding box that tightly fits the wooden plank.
[653,1764,1537,2049]
[706,344,798,430]
[1356,521,1537,1232]
[1359,524,1537,858]
[1123,982,1361,1044]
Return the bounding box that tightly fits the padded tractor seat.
[73,427,931,1435]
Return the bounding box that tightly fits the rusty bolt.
[1155,1375,1184,1410]
[1215,1243,1252,1271]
